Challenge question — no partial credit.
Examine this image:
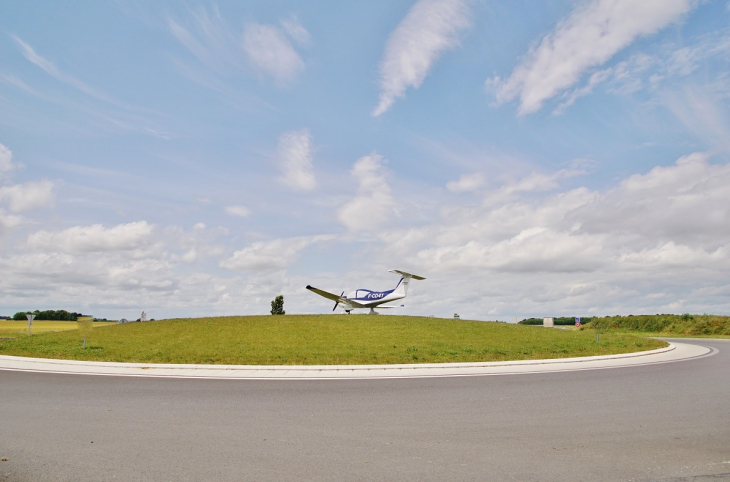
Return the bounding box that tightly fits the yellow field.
[0,319,116,335]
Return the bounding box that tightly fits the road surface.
[1,339,728,481]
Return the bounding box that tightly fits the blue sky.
[1,0,729,321]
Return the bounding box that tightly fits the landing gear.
[369,308,379,315]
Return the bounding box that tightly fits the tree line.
[12,310,83,321]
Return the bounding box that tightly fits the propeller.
[333,291,345,311]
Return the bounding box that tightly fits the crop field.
[0,318,116,335]
[0,315,666,365]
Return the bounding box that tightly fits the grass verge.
[0,315,666,365]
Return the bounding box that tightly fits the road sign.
[575,316,581,327]
[26,314,35,335]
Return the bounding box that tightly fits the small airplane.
[306,270,426,314]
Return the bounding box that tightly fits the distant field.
[0,315,666,365]
[0,318,116,335]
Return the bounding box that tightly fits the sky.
[1,0,729,321]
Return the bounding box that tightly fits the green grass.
[585,314,730,337]
[0,315,666,365]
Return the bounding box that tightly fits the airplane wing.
[306,285,367,308]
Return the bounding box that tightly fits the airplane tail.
[390,270,425,296]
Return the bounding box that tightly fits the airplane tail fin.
[389,270,425,296]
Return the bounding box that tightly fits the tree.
[270,295,285,315]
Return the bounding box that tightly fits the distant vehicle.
[306,270,425,314]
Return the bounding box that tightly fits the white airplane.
[306,270,426,314]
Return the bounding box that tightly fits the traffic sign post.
[575,316,581,328]
[26,313,35,335]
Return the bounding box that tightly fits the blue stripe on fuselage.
[351,288,394,302]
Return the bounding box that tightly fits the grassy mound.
[0,315,666,365]
[586,314,730,337]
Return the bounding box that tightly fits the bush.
[589,314,730,336]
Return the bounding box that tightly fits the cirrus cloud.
[373,0,471,116]
[489,0,697,114]
[276,129,316,191]
[242,22,306,84]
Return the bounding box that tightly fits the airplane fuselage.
[343,288,404,308]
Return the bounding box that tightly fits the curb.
[0,342,715,380]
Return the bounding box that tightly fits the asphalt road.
[1,339,728,482]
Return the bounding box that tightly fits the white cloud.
[489,0,696,114]
[619,241,726,270]
[447,172,484,192]
[365,152,730,318]
[372,0,471,116]
[483,167,585,206]
[0,208,23,233]
[337,153,396,232]
[242,23,306,84]
[280,16,311,46]
[573,152,730,243]
[28,221,155,254]
[221,235,334,272]
[276,129,316,191]
[3,153,730,319]
[225,205,250,217]
[181,248,197,263]
[414,227,605,273]
[543,28,730,114]
[0,180,54,213]
[0,143,18,178]
[0,220,302,318]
